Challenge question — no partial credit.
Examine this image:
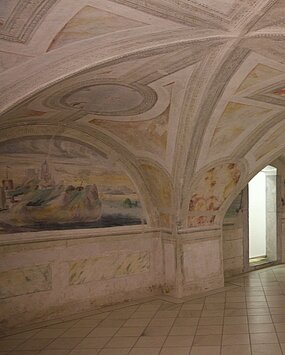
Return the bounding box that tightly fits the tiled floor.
[3,266,285,354]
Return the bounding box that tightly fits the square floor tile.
[74,337,110,349]
[196,326,222,335]
[222,334,250,345]
[134,336,166,348]
[16,338,53,351]
[161,347,191,355]
[163,335,194,347]
[128,348,160,355]
[105,336,138,348]
[115,327,145,337]
[190,346,221,355]
[251,332,278,344]
[251,343,282,354]
[221,345,251,355]
[223,324,249,334]
[170,326,197,335]
[224,316,248,325]
[87,328,119,337]
[193,335,222,346]
[174,318,199,326]
[249,323,275,333]
[143,327,171,336]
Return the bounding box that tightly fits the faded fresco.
[188,163,241,227]
[0,137,144,234]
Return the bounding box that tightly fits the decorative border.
[0,0,58,43]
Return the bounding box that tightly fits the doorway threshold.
[249,256,276,270]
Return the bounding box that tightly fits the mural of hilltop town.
[0,137,144,234]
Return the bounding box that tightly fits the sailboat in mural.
[0,160,102,227]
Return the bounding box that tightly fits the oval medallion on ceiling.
[45,80,158,119]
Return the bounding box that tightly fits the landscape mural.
[0,137,144,234]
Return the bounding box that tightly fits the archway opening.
[248,165,277,266]
[223,161,282,279]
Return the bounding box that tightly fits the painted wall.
[0,227,163,331]
[0,137,145,234]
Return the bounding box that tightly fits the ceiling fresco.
[1,0,285,232]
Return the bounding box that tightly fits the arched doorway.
[223,162,282,278]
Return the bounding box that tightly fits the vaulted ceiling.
[1,0,285,230]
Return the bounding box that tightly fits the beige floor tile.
[252,343,282,355]
[225,303,246,309]
[190,346,220,355]
[251,332,278,344]
[161,347,191,355]
[247,308,270,315]
[248,315,273,323]
[33,329,67,339]
[16,338,53,351]
[130,311,156,319]
[134,336,166,347]
[198,317,223,326]
[105,336,138,348]
[73,319,101,328]
[3,330,41,339]
[222,333,250,345]
[224,316,248,325]
[43,321,78,330]
[149,318,176,327]
[201,310,224,317]
[163,335,194,347]
[74,337,110,349]
[115,327,145,337]
[249,323,276,333]
[221,345,251,355]
[174,318,199,326]
[181,303,204,310]
[203,303,224,311]
[280,343,285,354]
[169,326,197,335]
[193,335,222,346]
[60,327,93,338]
[247,302,268,309]
[87,327,119,337]
[69,350,101,355]
[272,315,285,323]
[276,323,285,332]
[196,325,222,335]
[123,319,150,327]
[87,313,110,320]
[99,319,126,327]
[277,332,285,342]
[99,349,130,355]
[224,309,247,316]
[143,326,171,336]
[128,348,160,355]
[155,311,179,318]
[223,324,249,334]
[178,310,202,318]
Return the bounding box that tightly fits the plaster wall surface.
[0,227,163,331]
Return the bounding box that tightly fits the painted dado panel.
[69,250,150,285]
[0,264,51,299]
[0,228,163,331]
[183,239,221,282]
